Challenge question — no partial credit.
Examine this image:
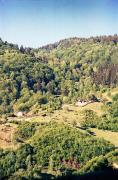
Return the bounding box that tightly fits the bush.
[80,110,100,128]
[15,122,37,141]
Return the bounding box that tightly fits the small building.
[76,100,90,107]
[76,95,99,107]
[16,111,24,117]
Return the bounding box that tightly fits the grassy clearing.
[77,102,104,116]
[10,102,104,126]
[0,123,19,149]
[111,87,118,94]
[0,97,115,149]
[102,87,118,101]
[90,128,118,147]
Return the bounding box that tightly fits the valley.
[0,36,118,179]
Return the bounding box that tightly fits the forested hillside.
[0,35,118,116]
[0,35,118,179]
[0,122,117,179]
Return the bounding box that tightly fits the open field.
[0,102,104,149]
[0,101,117,151]
[20,102,104,125]
[0,98,117,149]
[90,128,118,147]
[102,87,118,101]
[75,102,104,116]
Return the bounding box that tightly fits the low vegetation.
[0,122,116,179]
[80,93,118,132]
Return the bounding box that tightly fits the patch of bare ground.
[0,123,19,149]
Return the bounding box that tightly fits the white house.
[16,111,24,117]
[76,100,91,107]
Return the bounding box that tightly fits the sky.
[0,0,118,47]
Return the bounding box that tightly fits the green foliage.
[14,122,38,141]
[0,123,115,179]
[112,93,118,101]
[0,36,118,179]
[81,100,118,132]
[48,96,62,110]
[79,155,108,174]
[0,36,118,116]
[97,99,118,131]
[81,110,100,128]
[31,123,114,170]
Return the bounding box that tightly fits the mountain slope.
[0,36,118,116]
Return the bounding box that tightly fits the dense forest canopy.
[0,35,118,116]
